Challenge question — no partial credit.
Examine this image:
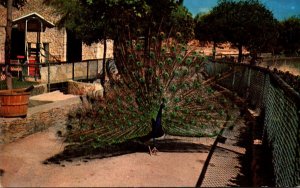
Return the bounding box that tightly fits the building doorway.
[67,29,82,62]
[11,28,25,59]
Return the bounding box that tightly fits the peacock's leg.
[152,147,158,155]
[151,137,159,155]
[148,145,152,156]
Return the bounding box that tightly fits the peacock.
[63,31,238,157]
[149,99,166,155]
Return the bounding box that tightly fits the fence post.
[246,67,252,98]
[96,59,99,79]
[232,66,236,91]
[261,71,268,108]
[247,67,251,87]
[72,61,75,81]
[34,63,37,81]
[87,60,89,81]
[47,61,50,92]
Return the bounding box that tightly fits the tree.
[44,0,182,43]
[278,16,300,56]
[0,0,27,89]
[195,0,278,63]
[195,12,227,59]
[169,5,195,42]
[0,0,26,7]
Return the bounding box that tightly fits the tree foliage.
[195,0,278,62]
[44,0,193,44]
[278,16,300,56]
[195,12,226,45]
[169,5,195,42]
[0,0,26,9]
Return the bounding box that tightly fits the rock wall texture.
[67,80,103,99]
[0,103,78,144]
[31,84,48,96]
[82,40,114,60]
[0,27,5,63]
[40,60,103,83]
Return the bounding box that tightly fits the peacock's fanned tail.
[66,31,238,149]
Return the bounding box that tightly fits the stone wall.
[40,60,103,83]
[31,84,48,96]
[0,27,5,63]
[82,40,114,60]
[0,101,79,144]
[67,80,103,98]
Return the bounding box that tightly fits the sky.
[183,0,300,20]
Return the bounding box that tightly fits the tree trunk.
[250,50,258,65]
[101,36,107,96]
[5,0,13,89]
[238,45,243,63]
[212,41,216,60]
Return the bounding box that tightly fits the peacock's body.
[65,32,237,154]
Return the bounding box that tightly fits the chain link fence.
[1,57,299,186]
[205,61,300,187]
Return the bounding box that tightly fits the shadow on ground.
[226,109,275,187]
[43,138,210,166]
[226,121,252,187]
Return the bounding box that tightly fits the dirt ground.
[0,89,225,187]
[0,124,213,187]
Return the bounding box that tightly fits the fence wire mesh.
[264,77,300,187]
[205,61,300,187]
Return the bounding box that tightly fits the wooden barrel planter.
[0,89,30,118]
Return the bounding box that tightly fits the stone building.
[0,0,113,64]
